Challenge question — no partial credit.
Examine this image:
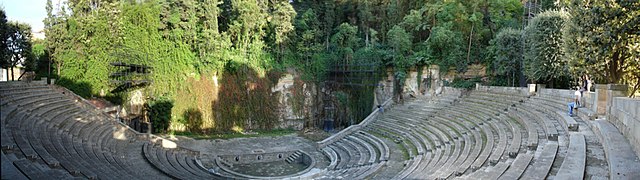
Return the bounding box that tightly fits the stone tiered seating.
[142,142,220,179]
[592,120,640,178]
[0,83,205,179]
[4,82,639,179]
[555,134,586,179]
[320,125,388,179]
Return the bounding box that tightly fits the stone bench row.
[373,121,432,179]
[320,161,385,180]
[387,110,475,179]
[382,106,483,179]
[143,143,216,179]
[1,87,172,179]
[531,95,596,122]
[6,106,105,179]
[322,129,390,171]
[456,93,558,179]
[18,102,150,179]
[517,102,560,140]
[0,84,49,92]
[366,93,537,178]
[453,101,513,163]
[452,95,536,176]
[388,100,502,177]
[528,97,582,132]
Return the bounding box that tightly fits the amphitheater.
[2,81,639,180]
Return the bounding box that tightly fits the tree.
[330,23,359,65]
[564,0,640,96]
[523,10,569,85]
[44,0,71,76]
[31,39,49,79]
[267,0,296,62]
[424,23,465,72]
[5,22,34,81]
[0,9,10,77]
[387,25,413,102]
[490,28,523,86]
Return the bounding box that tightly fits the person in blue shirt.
[568,88,581,116]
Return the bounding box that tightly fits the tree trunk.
[10,66,14,81]
[467,24,474,64]
[631,78,639,98]
[365,27,370,47]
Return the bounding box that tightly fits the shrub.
[147,96,173,134]
[449,77,481,90]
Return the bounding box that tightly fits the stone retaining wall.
[475,84,528,96]
[215,150,316,179]
[608,97,640,158]
[218,150,298,164]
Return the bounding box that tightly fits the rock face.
[129,89,145,115]
[272,70,318,130]
[401,65,443,97]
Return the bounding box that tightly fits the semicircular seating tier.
[1,82,638,180]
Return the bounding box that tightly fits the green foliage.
[31,40,50,79]
[173,128,295,140]
[523,10,569,84]
[563,0,639,95]
[41,0,587,132]
[211,68,281,132]
[490,28,523,86]
[0,9,9,65]
[2,21,34,80]
[330,23,360,64]
[424,24,465,72]
[183,108,203,133]
[449,77,481,89]
[148,96,174,134]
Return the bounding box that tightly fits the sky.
[1,0,49,39]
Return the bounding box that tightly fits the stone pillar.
[606,84,628,116]
[593,84,628,116]
[536,84,546,96]
[528,84,536,95]
[594,84,607,115]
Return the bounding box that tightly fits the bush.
[449,77,481,90]
[147,96,173,134]
[523,10,569,83]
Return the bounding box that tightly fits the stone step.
[591,120,640,179]
[12,159,48,180]
[556,111,579,131]
[555,133,586,179]
[1,152,29,180]
[498,153,533,180]
[521,142,558,179]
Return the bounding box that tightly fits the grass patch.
[172,129,296,140]
[482,131,488,145]
[509,117,524,129]
[399,142,410,160]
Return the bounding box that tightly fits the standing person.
[575,87,582,107]
[579,75,588,107]
[585,74,592,92]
